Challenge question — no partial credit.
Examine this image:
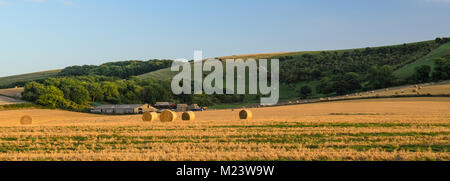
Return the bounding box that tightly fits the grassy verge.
[0,103,44,111]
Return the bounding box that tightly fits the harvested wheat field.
[0,97,448,161]
[0,87,24,98]
[328,82,450,101]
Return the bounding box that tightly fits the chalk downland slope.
[0,70,61,88]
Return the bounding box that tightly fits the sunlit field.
[0,97,448,161]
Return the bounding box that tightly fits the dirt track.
[0,96,26,106]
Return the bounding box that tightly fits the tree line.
[22,75,245,111]
[58,59,173,78]
[280,41,441,84]
[299,57,450,98]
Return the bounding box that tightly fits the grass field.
[0,97,448,161]
[0,70,61,88]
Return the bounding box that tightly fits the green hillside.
[394,42,450,79]
[0,69,61,88]
[138,40,441,81]
[138,67,178,81]
[137,39,450,105]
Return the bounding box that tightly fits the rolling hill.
[137,40,450,104]
[139,40,447,81]
[0,69,61,88]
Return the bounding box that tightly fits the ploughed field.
[0,97,448,161]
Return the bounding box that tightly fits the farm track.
[0,96,26,106]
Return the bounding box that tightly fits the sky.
[0,0,449,77]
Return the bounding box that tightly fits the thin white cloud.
[0,1,10,5]
[62,1,72,5]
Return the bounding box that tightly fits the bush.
[298,85,312,98]
[412,65,431,83]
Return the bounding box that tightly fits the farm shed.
[176,104,188,112]
[91,104,156,114]
[154,102,172,109]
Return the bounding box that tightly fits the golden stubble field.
[0,97,448,161]
[0,87,23,98]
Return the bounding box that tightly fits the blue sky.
[0,0,449,77]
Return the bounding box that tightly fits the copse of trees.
[332,72,362,95]
[432,57,450,81]
[412,65,432,83]
[58,59,173,78]
[298,85,312,98]
[366,65,396,90]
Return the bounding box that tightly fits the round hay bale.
[160,110,177,122]
[20,115,32,125]
[412,89,417,93]
[239,109,253,120]
[182,111,196,121]
[142,112,158,122]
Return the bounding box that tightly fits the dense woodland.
[18,38,450,110]
[281,39,450,96]
[22,75,244,110]
[58,59,173,78]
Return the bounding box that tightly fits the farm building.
[91,104,156,114]
[176,104,188,112]
[154,102,173,109]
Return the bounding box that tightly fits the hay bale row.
[141,109,255,122]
